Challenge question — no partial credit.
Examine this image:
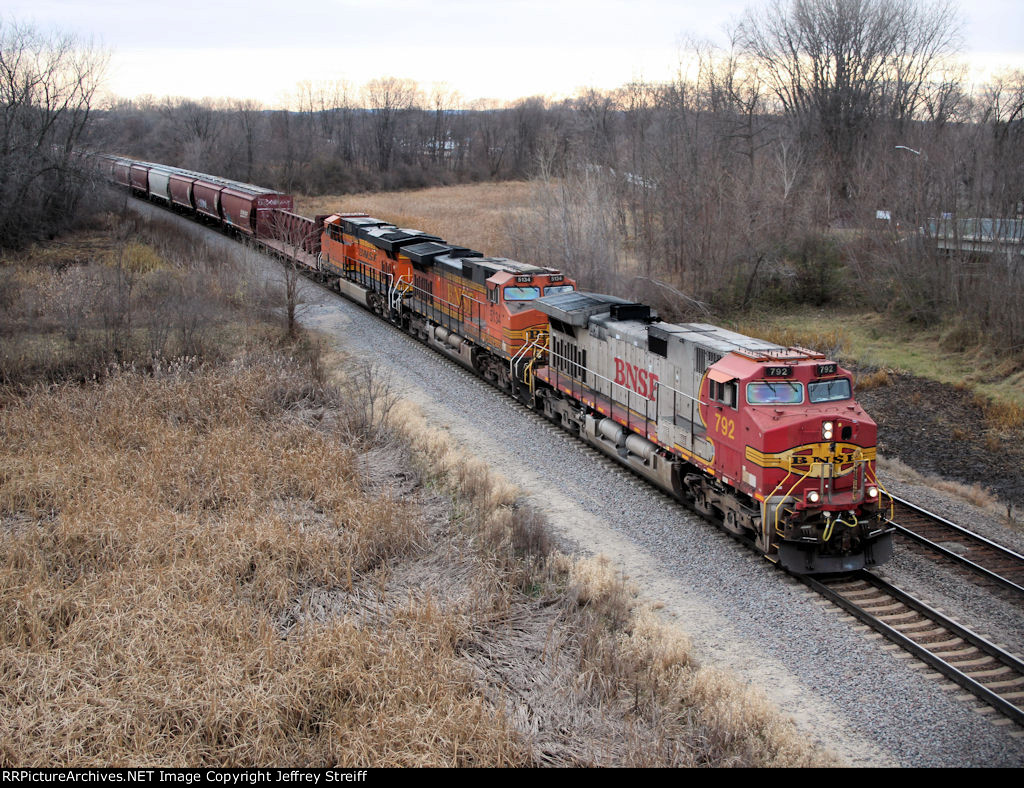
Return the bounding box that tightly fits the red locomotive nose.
[692,353,891,572]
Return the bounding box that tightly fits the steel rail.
[804,571,1024,726]
[888,494,1024,598]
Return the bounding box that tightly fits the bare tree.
[261,211,318,338]
[310,79,357,160]
[363,77,419,172]
[0,19,108,249]
[736,0,962,202]
[233,98,264,182]
[156,97,230,172]
[427,82,462,166]
[506,156,621,292]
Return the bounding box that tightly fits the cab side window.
[709,379,737,408]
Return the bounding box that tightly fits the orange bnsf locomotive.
[101,155,894,574]
[317,211,574,393]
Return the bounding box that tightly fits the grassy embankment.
[0,213,833,766]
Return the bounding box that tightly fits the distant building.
[925,217,1024,259]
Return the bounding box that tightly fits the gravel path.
[137,203,1024,767]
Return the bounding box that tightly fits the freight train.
[98,155,895,574]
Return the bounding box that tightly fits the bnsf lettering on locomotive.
[613,357,659,400]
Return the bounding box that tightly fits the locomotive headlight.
[867,486,878,499]
[807,491,821,504]
[822,421,834,440]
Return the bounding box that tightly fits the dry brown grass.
[1,344,840,766]
[854,368,893,391]
[878,455,1001,512]
[391,398,837,767]
[731,320,850,361]
[0,355,520,766]
[974,394,1024,432]
[295,181,535,257]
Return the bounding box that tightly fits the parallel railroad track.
[806,571,1024,727]
[888,495,1024,599]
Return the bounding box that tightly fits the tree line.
[5,1,1024,351]
[91,79,557,194]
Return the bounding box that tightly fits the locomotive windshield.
[544,284,575,295]
[504,286,541,301]
[808,378,852,403]
[746,381,804,405]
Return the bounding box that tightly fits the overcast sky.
[4,0,1023,104]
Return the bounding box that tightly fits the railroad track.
[888,494,1024,599]
[806,571,1024,727]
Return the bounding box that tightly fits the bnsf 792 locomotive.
[532,293,893,573]
[100,155,895,574]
